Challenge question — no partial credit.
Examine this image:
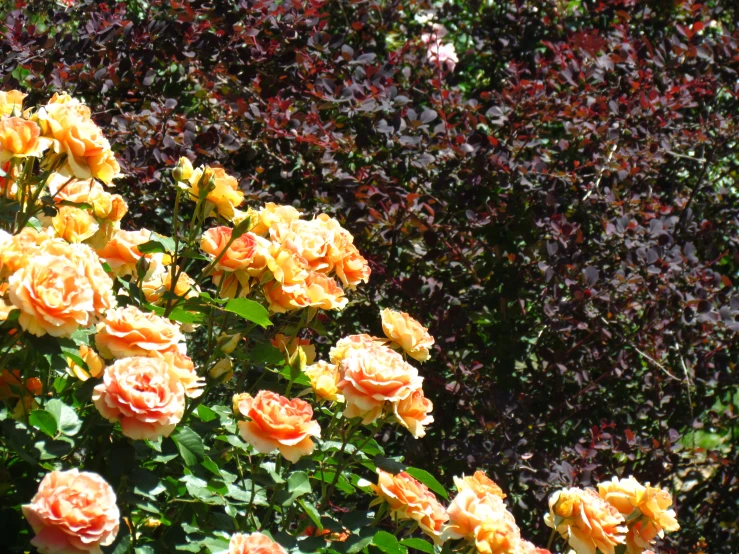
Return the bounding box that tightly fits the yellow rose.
[157,350,205,399]
[0,117,50,161]
[250,202,301,236]
[0,90,26,116]
[263,281,312,313]
[50,205,100,243]
[209,358,234,383]
[0,227,52,277]
[172,156,193,182]
[36,97,120,184]
[303,361,341,401]
[381,308,435,362]
[332,243,371,289]
[474,511,521,554]
[454,471,507,501]
[328,334,385,365]
[266,243,310,287]
[545,487,626,554]
[270,218,334,272]
[66,345,105,381]
[371,470,449,544]
[271,334,316,365]
[304,272,347,311]
[212,270,251,299]
[186,165,244,220]
[95,228,153,276]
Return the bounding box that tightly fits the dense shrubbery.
[1,0,738,552]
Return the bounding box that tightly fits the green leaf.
[297,498,322,529]
[45,399,82,436]
[168,307,205,324]
[172,426,205,466]
[222,298,272,327]
[373,531,407,554]
[29,411,57,437]
[404,467,448,499]
[138,234,177,254]
[400,538,435,553]
[196,404,219,423]
[275,471,312,506]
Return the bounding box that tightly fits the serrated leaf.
[172,426,205,466]
[222,298,272,327]
[45,399,82,436]
[400,538,435,553]
[404,467,448,499]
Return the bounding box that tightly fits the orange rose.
[92,356,185,439]
[393,389,433,438]
[598,476,679,554]
[454,471,507,500]
[201,226,259,271]
[270,218,334,272]
[235,390,321,463]
[303,361,341,401]
[474,511,521,554]
[443,488,508,541]
[49,174,128,222]
[229,532,287,554]
[36,97,120,184]
[263,281,312,313]
[95,305,184,359]
[157,350,205,399]
[338,344,423,423]
[250,202,301,236]
[545,487,626,554]
[333,243,371,289]
[0,90,26,116]
[266,244,310,287]
[381,308,435,362]
[22,469,120,554]
[95,228,153,276]
[304,272,347,311]
[518,541,551,554]
[66,345,105,381]
[271,334,316,365]
[0,117,50,160]
[8,250,95,337]
[371,470,449,544]
[186,165,244,220]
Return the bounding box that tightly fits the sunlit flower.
[66,345,105,381]
[454,471,507,501]
[22,469,119,554]
[393,389,434,438]
[303,360,342,401]
[442,487,508,541]
[95,305,184,359]
[271,334,316,365]
[474,511,521,554]
[228,532,287,554]
[201,226,259,271]
[0,117,51,161]
[381,308,435,362]
[0,90,26,116]
[186,165,244,220]
[50,206,100,243]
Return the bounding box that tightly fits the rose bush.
[0,89,685,554]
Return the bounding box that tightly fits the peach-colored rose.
[333,243,371,289]
[235,390,321,463]
[442,487,508,541]
[0,117,50,161]
[266,244,311,287]
[271,334,316,365]
[598,476,679,554]
[201,226,259,271]
[338,344,423,423]
[454,471,507,500]
[0,90,26,116]
[50,206,99,243]
[157,350,205,399]
[36,98,120,184]
[381,308,435,362]
[329,334,386,365]
[35,240,115,316]
[95,305,184,359]
[263,281,312,313]
[474,510,521,554]
[270,218,334,272]
[92,356,185,439]
[95,228,154,276]
[371,470,449,544]
[0,226,52,277]
[66,345,105,381]
[22,469,120,554]
[228,532,287,554]
[517,541,551,554]
[303,361,342,401]
[304,272,347,310]
[393,389,433,438]
[545,487,626,554]
[49,175,128,222]
[250,202,301,236]
[186,165,244,220]
[8,251,94,337]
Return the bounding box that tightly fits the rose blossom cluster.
[196,198,371,313]
[371,469,550,553]
[300,308,435,437]
[546,477,679,554]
